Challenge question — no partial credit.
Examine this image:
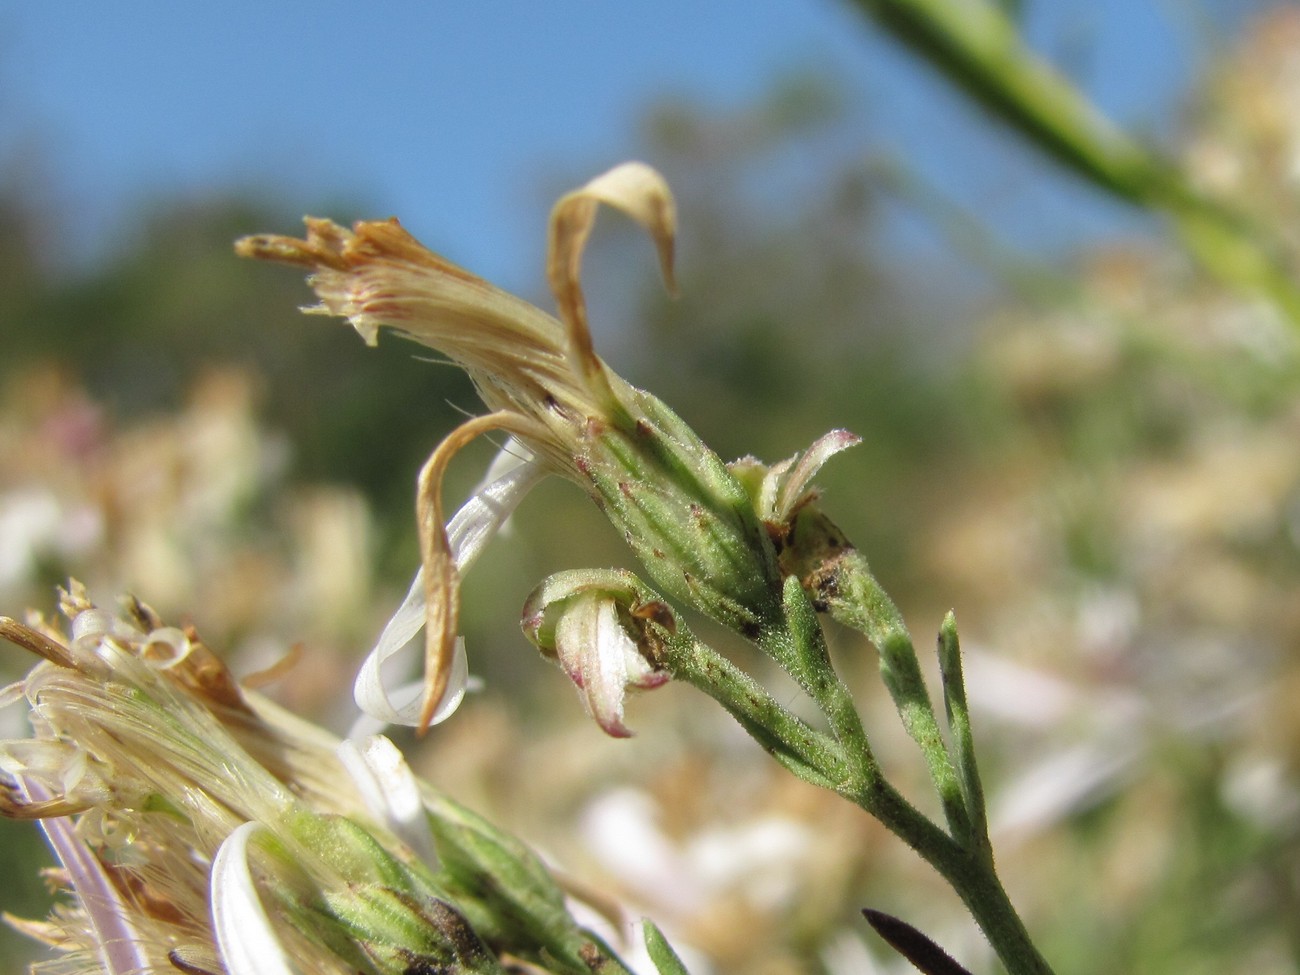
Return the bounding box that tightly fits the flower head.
[0,586,435,974]
[0,586,633,974]
[239,163,787,733]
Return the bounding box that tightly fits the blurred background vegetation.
[5,3,1300,973]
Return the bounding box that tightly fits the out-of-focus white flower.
[580,788,814,915]
[0,488,101,590]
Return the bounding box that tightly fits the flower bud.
[728,429,861,601]
[522,569,675,737]
[322,885,499,975]
[577,391,787,639]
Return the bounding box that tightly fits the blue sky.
[0,1,1263,291]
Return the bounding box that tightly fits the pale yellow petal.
[547,162,678,385]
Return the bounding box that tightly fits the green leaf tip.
[643,919,692,975]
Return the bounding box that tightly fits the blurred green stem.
[845,0,1300,322]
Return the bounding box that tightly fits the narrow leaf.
[936,612,990,853]
[643,919,692,975]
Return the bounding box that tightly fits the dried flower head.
[239,163,787,733]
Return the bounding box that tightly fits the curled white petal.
[354,631,469,728]
[17,776,149,975]
[140,626,192,670]
[69,608,135,657]
[364,568,430,678]
[337,735,438,867]
[756,456,794,521]
[211,822,299,975]
[352,449,545,729]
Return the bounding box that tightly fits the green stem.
[758,577,876,779]
[843,0,1300,323]
[934,850,1056,975]
[665,508,1053,971]
[663,631,855,791]
[820,549,972,842]
[680,631,1056,974]
[790,542,1050,972]
[843,750,1055,975]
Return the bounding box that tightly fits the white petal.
[474,438,536,542]
[17,776,149,975]
[211,822,299,975]
[0,740,73,779]
[352,451,543,729]
[140,626,193,670]
[366,568,430,677]
[336,735,438,866]
[757,456,795,520]
[0,680,26,709]
[446,448,547,569]
[353,633,469,728]
[594,598,637,687]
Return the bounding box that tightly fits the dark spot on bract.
[580,941,608,970]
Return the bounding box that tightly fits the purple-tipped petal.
[773,429,861,521]
[555,595,658,738]
[17,776,149,975]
